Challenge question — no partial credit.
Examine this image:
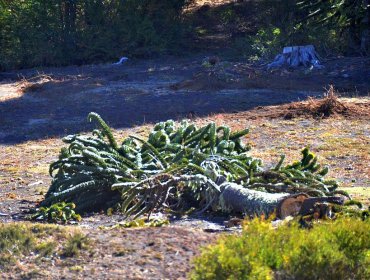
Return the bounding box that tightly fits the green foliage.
[115,0,191,57]
[233,27,284,60]
[35,241,57,257]
[1,0,366,69]
[32,202,82,224]
[298,0,369,53]
[62,232,89,257]
[0,0,192,70]
[191,217,370,280]
[334,203,370,221]
[88,112,118,150]
[42,113,253,216]
[229,0,368,59]
[42,112,343,219]
[102,216,170,229]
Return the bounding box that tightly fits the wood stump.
[268,45,324,69]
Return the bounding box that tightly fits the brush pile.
[286,85,350,119]
[307,85,348,117]
[41,112,349,219]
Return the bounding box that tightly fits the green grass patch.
[0,223,35,268]
[35,241,57,257]
[62,232,89,257]
[191,217,370,280]
[343,187,370,207]
[0,223,88,270]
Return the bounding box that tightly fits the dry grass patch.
[0,222,89,271]
[16,74,54,94]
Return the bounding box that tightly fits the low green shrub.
[32,202,82,224]
[233,27,284,61]
[191,217,370,280]
[35,241,57,257]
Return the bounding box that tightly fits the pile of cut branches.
[287,85,350,119]
[40,112,350,219]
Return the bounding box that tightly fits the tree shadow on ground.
[0,77,315,145]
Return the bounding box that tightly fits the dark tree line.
[0,0,191,70]
[0,0,368,70]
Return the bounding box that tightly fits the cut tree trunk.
[298,196,344,216]
[219,183,309,219]
[268,45,324,69]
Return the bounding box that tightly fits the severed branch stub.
[268,45,324,70]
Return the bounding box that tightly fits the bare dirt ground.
[0,54,369,279]
[0,55,368,143]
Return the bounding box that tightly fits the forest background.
[0,0,368,70]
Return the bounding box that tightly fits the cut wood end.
[277,193,310,219]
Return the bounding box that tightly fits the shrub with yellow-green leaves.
[191,217,370,280]
[32,202,81,224]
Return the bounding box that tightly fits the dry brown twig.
[16,74,54,93]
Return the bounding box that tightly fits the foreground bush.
[191,217,370,280]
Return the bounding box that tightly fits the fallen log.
[219,183,309,218]
[298,196,344,217]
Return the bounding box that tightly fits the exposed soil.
[0,54,368,144]
[0,53,369,278]
[1,224,217,280]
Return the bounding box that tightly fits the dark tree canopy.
[0,0,368,70]
[299,0,369,54]
[0,0,192,70]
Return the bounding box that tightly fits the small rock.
[113,57,128,65]
[160,66,171,71]
[28,180,44,186]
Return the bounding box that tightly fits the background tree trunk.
[360,0,369,54]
